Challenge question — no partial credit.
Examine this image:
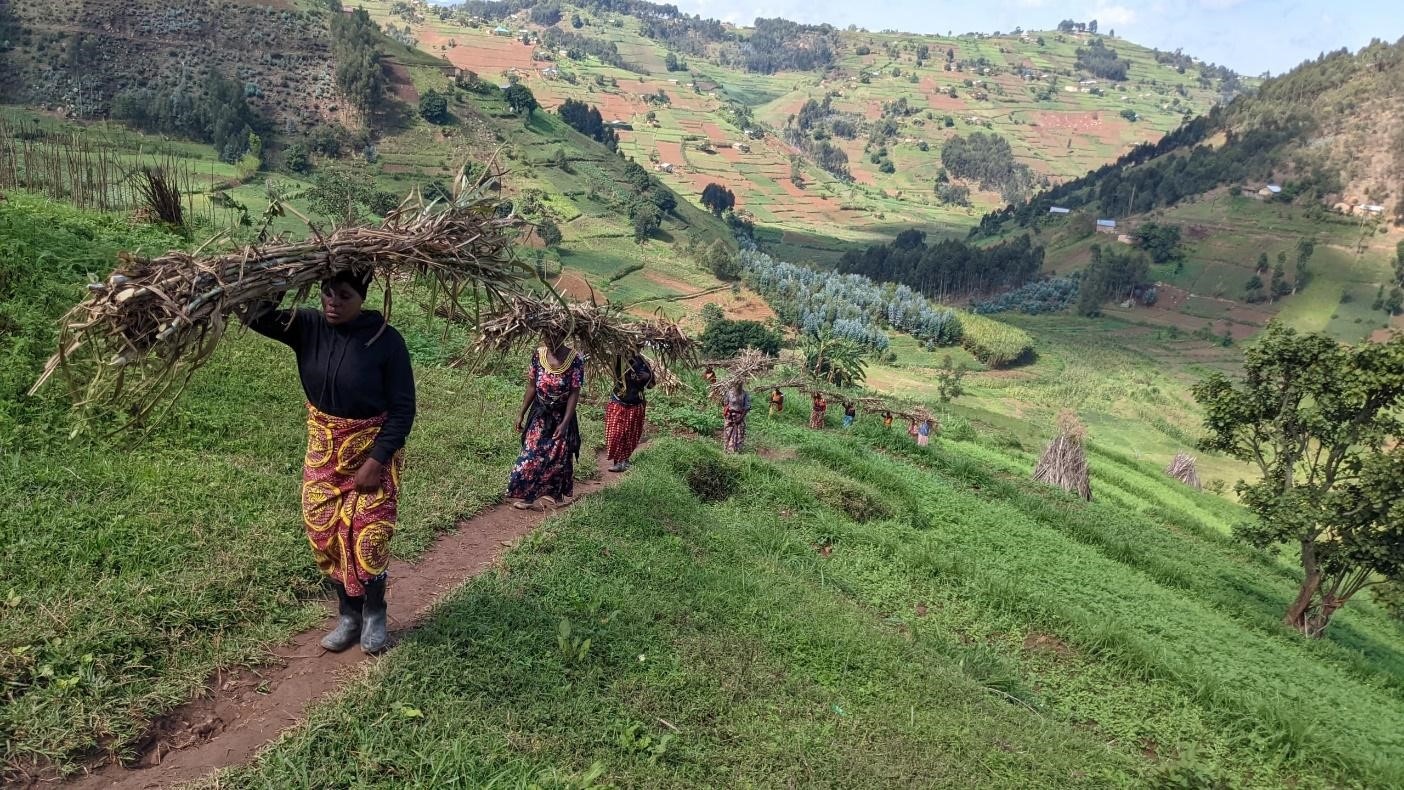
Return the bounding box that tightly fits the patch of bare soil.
[66,451,631,790]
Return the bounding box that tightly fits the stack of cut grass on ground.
[1033,410,1092,500]
[1165,452,1202,490]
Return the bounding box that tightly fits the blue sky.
[663,0,1403,76]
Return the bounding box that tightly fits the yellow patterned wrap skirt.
[300,403,403,597]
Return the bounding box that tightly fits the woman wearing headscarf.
[842,401,857,428]
[508,335,584,509]
[722,379,752,453]
[809,391,827,429]
[605,353,652,472]
[242,269,414,655]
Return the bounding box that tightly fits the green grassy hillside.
[218,411,1404,788]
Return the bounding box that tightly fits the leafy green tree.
[1270,260,1291,301]
[631,203,661,243]
[1244,274,1265,303]
[1295,238,1315,292]
[306,164,377,226]
[1194,324,1404,636]
[537,219,562,247]
[418,89,450,124]
[700,183,736,215]
[283,143,312,174]
[331,8,388,115]
[700,302,725,327]
[804,329,867,387]
[700,319,781,358]
[935,355,966,403]
[1133,222,1182,264]
[504,83,539,116]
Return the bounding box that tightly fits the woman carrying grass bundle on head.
[509,334,584,510]
[769,387,784,418]
[842,401,857,428]
[605,353,652,473]
[241,269,414,655]
[809,392,827,429]
[722,379,752,453]
[917,418,932,447]
[883,411,894,429]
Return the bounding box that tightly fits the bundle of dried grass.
[1032,410,1091,501]
[31,178,532,430]
[706,349,780,397]
[466,292,696,387]
[1165,452,1202,490]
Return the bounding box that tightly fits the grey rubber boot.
[320,583,362,652]
[360,577,389,654]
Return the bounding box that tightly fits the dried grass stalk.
[464,292,696,385]
[706,349,779,397]
[1033,409,1092,501]
[1165,452,1202,490]
[32,176,532,431]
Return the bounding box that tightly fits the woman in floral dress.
[509,338,584,509]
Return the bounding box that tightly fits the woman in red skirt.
[605,353,653,472]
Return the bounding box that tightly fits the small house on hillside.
[1364,204,1385,215]
[1096,219,1117,233]
[1048,206,1071,215]
[734,142,751,153]
[493,26,511,36]
[656,162,674,173]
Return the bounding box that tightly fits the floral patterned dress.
[508,349,584,503]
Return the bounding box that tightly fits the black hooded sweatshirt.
[245,305,415,465]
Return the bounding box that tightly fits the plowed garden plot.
[435,33,537,74]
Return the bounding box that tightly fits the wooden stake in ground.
[1165,452,1202,490]
[1032,410,1092,501]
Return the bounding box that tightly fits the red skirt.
[301,404,403,597]
[605,400,646,462]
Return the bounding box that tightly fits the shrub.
[810,469,893,523]
[700,319,781,358]
[685,454,741,502]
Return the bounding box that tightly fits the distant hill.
[975,39,1404,236]
[334,0,1249,255]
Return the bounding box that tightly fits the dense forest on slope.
[838,230,1045,299]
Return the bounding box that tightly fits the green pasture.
[221,400,1403,788]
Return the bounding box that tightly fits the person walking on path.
[722,380,752,453]
[809,392,827,429]
[842,401,857,428]
[917,418,932,447]
[242,269,414,655]
[509,336,584,510]
[907,419,920,443]
[605,353,652,472]
[768,387,784,418]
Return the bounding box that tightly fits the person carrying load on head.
[842,401,857,428]
[722,379,752,453]
[809,392,827,428]
[768,387,784,418]
[509,333,584,510]
[241,269,414,655]
[605,353,652,473]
